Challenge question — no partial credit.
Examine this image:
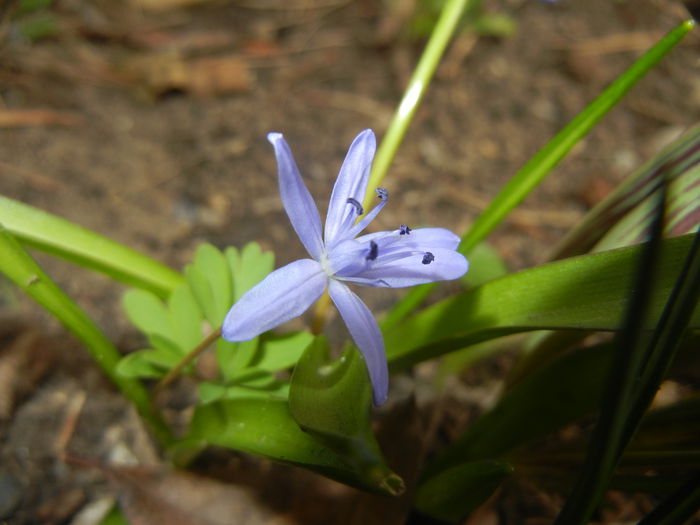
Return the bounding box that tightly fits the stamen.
[366,240,379,261]
[375,187,389,201]
[346,197,364,215]
[399,224,411,235]
[422,252,435,265]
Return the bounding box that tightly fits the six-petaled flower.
[222,129,468,405]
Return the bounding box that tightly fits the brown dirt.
[1,0,699,523]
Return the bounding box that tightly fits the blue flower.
[222,130,468,405]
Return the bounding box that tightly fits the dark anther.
[376,187,388,201]
[422,252,434,265]
[399,224,411,235]
[346,197,364,215]
[366,240,379,261]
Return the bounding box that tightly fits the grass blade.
[554,124,700,258]
[553,188,667,525]
[0,224,173,446]
[383,19,696,328]
[385,233,699,371]
[638,472,700,525]
[363,0,471,209]
[0,195,183,298]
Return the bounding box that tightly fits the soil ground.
[1,0,699,523]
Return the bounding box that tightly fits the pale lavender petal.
[328,279,388,405]
[268,133,324,260]
[347,248,469,288]
[222,258,326,341]
[356,227,461,251]
[324,130,376,248]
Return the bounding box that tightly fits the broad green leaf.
[423,344,612,478]
[198,377,289,404]
[215,338,258,379]
[386,234,700,371]
[191,243,231,325]
[185,263,218,327]
[226,242,275,302]
[116,336,186,379]
[252,331,314,371]
[148,334,185,362]
[116,350,165,379]
[0,225,172,446]
[459,241,508,288]
[167,284,203,351]
[289,337,404,495]
[415,460,514,521]
[122,289,172,338]
[0,195,182,298]
[178,399,390,492]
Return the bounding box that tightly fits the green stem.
[0,225,174,447]
[363,0,471,210]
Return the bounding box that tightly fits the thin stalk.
[153,327,222,398]
[363,0,471,210]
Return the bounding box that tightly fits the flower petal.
[347,248,469,288]
[222,258,326,341]
[356,227,461,251]
[328,279,388,405]
[268,133,324,260]
[324,130,376,248]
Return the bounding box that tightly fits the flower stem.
[364,0,471,210]
[311,290,332,335]
[153,327,222,398]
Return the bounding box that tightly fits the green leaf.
[554,124,700,259]
[0,195,182,298]
[383,19,696,328]
[191,243,232,325]
[185,261,219,327]
[98,505,130,525]
[178,398,388,491]
[215,338,259,379]
[167,284,203,351]
[386,234,700,371]
[226,242,275,302]
[554,188,667,525]
[0,225,172,446]
[122,289,172,338]
[289,337,404,496]
[19,14,58,42]
[116,350,165,379]
[415,460,514,521]
[423,343,612,478]
[459,241,508,288]
[198,375,289,403]
[252,331,314,371]
[638,472,700,525]
[593,162,700,253]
